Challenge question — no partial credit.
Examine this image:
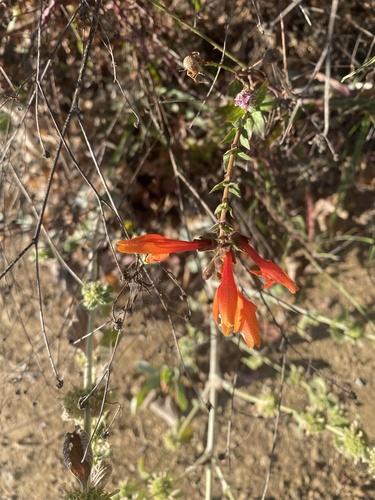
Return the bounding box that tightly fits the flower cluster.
[117,233,298,348]
[213,250,260,348]
[234,87,256,112]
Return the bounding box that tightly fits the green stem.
[204,61,237,74]
[83,219,100,435]
[214,459,235,500]
[177,386,210,440]
[205,316,219,499]
[239,344,282,373]
[221,380,294,416]
[219,127,241,237]
[83,309,95,434]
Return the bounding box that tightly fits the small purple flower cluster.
[234,87,255,111]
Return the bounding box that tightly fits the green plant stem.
[83,309,95,434]
[239,343,283,373]
[214,460,235,500]
[205,316,220,499]
[219,128,241,237]
[83,220,100,435]
[146,0,246,69]
[221,380,294,416]
[177,386,210,441]
[204,61,237,74]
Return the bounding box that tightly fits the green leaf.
[214,202,234,219]
[258,93,277,111]
[161,366,173,384]
[0,114,10,132]
[229,184,241,198]
[255,83,269,107]
[239,132,250,150]
[223,154,230,170]
[131,376,160,415]
[221,128,237,144]
[226,106,245,125]
[176,421,193,444]
[244,117,253,140]
[223,147,240,157]
[209,180,226,193]
[176,383,188,411]
[194,0,203,9]
[341,56,375,82]
[214,203,226,216]
[223,147,240,170]
[238,151,251,161]
[226,204,234,218]
[136,360,159,375]
[249,110,266,137]
[211,181,241,197]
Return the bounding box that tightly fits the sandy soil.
[1,245,374,499]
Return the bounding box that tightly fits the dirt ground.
[1,241,374,499]
[1,1,375,499]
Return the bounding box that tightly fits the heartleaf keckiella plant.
[117,57,299,348]
[117,232,298,348]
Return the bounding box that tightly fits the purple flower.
[234,88,255,111]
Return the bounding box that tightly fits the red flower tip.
[117,234,215,263]
[213,251,260,348]
[237,235,299,294]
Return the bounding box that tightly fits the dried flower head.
[182,52,204,83]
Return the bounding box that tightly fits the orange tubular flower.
[213,251,260,348]
[237,235,299,294]
[117,234,215,263]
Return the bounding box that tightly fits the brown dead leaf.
[63,426,93,491]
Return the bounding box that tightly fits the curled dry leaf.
[91,460,113,490]
[63,426,93,491]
